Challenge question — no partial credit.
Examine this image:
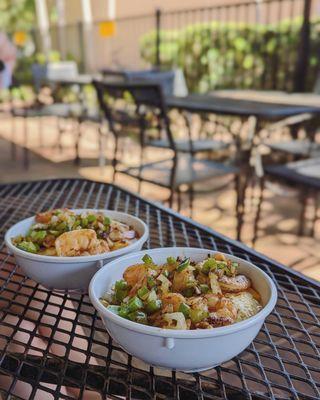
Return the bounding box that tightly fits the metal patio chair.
[94,80,247,239]
[252,156,320,245]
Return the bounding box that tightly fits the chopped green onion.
[142,254,153,265]
[202,258,217,274]
[118,306,130,319]
[166,256,176,265]
[163,270,170,278]
[128,311,147,324]
[178,303,191,318]
[114,280,128,303]
[127,296,144,313]
[177,258,190,272]
[115,280,128,291]
[145,299,162,314]
[200,284,210,294]
[81,217,88,228]
[147,277,156,288]
[137,285,149,300]
[107,305,120,314]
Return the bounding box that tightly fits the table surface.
[0,179,319,400]
[166,94,320,119]
[266,157,320,190]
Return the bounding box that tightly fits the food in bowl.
[99,252,262,330]
[12,208,138,257]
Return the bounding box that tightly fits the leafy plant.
[140,17,320,92]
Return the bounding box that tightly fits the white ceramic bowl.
[89,247,277,372]
[5,209,149,292]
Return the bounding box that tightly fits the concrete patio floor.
[0,113,319,282]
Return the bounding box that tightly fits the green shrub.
[140,17,320,92]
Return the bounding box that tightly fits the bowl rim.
[89,247,278,339]
[4,209,149,263]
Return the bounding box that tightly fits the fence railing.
[17,0,319,93]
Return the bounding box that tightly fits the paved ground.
[0,112,319,281]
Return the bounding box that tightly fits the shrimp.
[36,208,71,224]
[204,293,220,311]
[208,298,238,327]
[55,229,109,256]
[218,274,251,293]
[123,263,147,293]
[172,268,196,292]
[161,293,185,313]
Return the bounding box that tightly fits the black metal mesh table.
[0,179,319,400]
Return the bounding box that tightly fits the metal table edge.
[1,176,319,290]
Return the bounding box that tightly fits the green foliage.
[140,18,320,92]
[0,0,36,31]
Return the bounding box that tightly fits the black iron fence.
[15,0,320,93]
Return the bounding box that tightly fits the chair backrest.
[125,70,175,97]
[93,80,175,150]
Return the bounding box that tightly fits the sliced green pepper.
[177,258,190,272]
[189,309,209,324]
[145,299,162,314]
[87,214,97,223]
[179,302,191,318]
[30,230,47,243]
[104,216,111,226]
[17,241,39,254]
[182,287,194,298]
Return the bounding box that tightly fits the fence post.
[78,21,85,73]
[293,0,312,92]
[155,8,161,68]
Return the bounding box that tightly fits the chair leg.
[11,115,16,160]
[188,184,194,218]
[235,174,247,242]
[98,125,106,173]
[23,117,29,169]
[298,190,308,236]
[112,134,119,182]
[309,191,318,237]
[252,177,265,247]
[177,187,182,213]
[168,187,175,209]
[74,120,82,166]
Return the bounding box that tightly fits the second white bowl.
[89,247,277,372]
[5,209,149,292]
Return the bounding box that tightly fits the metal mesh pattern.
[0,179,319,400]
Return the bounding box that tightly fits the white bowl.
[5,209,149,292]
[89,247,277,372]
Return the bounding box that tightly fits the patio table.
[0,178,320,399]
[166,94,320,120]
